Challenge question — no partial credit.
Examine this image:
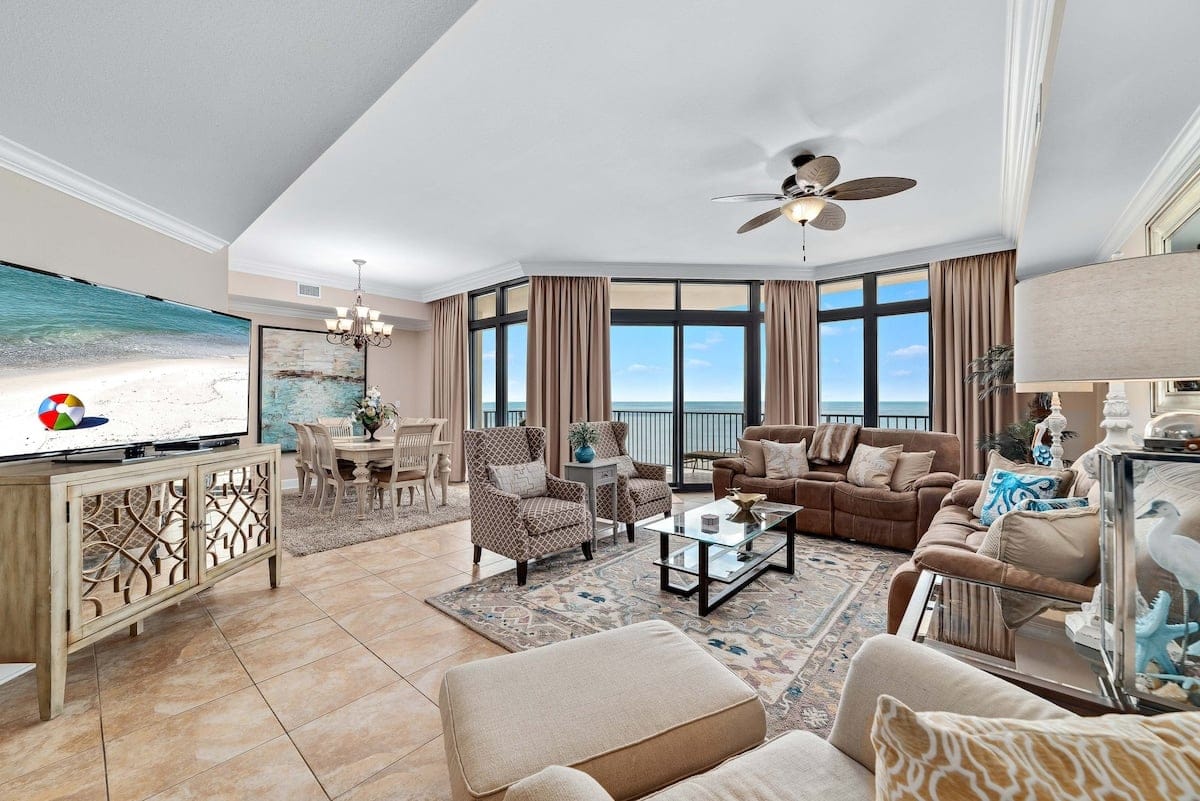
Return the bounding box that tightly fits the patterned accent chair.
[588,421,673,541]
[463,426,593,585]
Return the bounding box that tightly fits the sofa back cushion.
[857,428,961,476]
[739,425,816,446]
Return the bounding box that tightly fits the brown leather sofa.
[711,426,961,551]
[885,474,1097,635]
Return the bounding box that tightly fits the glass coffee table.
[645,497,802,616]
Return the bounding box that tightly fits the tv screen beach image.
[0,262,251,460]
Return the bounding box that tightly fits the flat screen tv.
[0,259,251,461]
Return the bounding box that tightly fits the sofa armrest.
[913,545,1095,604]
[942,478,984,510]
[828,635,1070,771]
[799,471,840,482]
[633,460,667,481]
[506,767,615,801]
[711,457,746,475]
[546,474,587,504]
[916,485,950,539]
[914,471,958,489]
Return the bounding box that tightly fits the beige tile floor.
[0,491,701,801]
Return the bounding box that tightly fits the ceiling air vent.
[297,282,321,299]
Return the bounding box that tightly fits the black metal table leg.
[698,542,710,614]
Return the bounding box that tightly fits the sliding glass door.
[681,325,745,485]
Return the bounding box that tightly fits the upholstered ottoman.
[439,620,766,801]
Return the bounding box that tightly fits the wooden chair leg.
[423,485,431,513]
[516,561,528,585]
[626,522,636,542]
[582,541,593,561]
[391,485,399,522]
[473,545,482,564]
[331,483,341,516]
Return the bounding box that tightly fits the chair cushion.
[490,460,549,499]
[646,732,873,801]
[519,496,590,536]
[833,483,918,523]
[506,767,615,801]
[627,477,670,505]
[370,468,426,482]
[439,620,766,801]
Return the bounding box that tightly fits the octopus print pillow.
[978,469,1060,526]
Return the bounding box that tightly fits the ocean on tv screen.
[0,262,251,459]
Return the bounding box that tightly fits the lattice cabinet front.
[201,459,274,577]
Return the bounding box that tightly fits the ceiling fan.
[712,154,916,260]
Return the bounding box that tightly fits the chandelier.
[324,259,393,350]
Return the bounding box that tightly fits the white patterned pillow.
[761,439,809,479]
[846,444,902,489]
[613,455,637,478]
[488,460,547,498]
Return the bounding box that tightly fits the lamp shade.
[780,196,827,224]
[1014,382,1094,393]
[1014,251,1200,383]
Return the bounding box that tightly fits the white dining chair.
[317,416,353,438]
[288,422,317,503]
[309,423,358,516]
[371,422,437,519]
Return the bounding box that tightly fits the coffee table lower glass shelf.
[645,498,802,615]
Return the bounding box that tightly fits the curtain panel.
[431,294,469,482]
[526,276,612,473]
[930,249,1018,478]
[763,280,819,426]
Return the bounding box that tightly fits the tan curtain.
[763,280,819,425]
[931,250,1018,477]
[431,294,469,482]
[526,276,612,473]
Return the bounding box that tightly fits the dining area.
[288,417,455,521]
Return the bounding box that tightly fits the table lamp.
[1013,381,1094,469]
[1014,250,1200,463]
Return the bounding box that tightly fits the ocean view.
[483,401,930,416]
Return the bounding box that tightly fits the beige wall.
[0,168,228,309]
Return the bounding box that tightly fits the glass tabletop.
[643,497,802,548]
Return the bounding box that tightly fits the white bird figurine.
[1137,499,1200,668]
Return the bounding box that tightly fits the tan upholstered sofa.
[711,426,961,550]
[448,628,1071,801]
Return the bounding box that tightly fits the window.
[611,280,762,487]
[469,279,528,428]
[816,267,931,430]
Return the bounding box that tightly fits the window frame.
[468,278,529,428]
[816,266,932,429]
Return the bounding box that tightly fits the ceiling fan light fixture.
[780,196,826,224]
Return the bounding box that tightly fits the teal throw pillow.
[1019,496,1089,513]
[978,469,1061,525]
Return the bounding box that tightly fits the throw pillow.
[846,443,903,489]
[977,469,1061,526]
[613,454,637,478]
[488,460,547,499]
[972,451,1074,518]
[1019,496,1089,512]
[762,439,809,479]
[888,450,935,492]
[978,506,1100,627]
[871,695,1200,801]
[737,437,768,477]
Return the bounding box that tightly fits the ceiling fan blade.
[809,201,845,231]
[824,177,916,200]
[711,193,787,202]
[796,155,840,189]
[736,207,782,234]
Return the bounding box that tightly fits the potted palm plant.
[568,421,599,463]
[966,344,1074,465]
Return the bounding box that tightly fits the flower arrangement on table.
[568,421,599,463]
[351,386,397,441]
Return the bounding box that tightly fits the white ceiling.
[1017,0,1200,276]
[0,0,474,242]
[230,0,1009,298]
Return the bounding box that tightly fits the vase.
[363,420,382,441]
[574,444,595,463]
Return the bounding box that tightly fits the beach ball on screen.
[38,394,86,430]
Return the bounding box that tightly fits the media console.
[0,443,281,720]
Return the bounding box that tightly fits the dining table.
[332,435,455,520]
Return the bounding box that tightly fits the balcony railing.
[478,409,931,470]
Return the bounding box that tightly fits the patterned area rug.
[280,484,471,555]
[426,531,908,737]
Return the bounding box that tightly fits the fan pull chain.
[802,223,807,262]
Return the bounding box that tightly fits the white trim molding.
[228,257,424,302]
[0,134,228,253]
[1096,102,1200,262]
[814,235,1014,281]
[1000,0,1064,242]
[521,260,815,282]
[227,294,431,331]
[420,260,525,301]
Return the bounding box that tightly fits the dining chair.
[309,423,358,516]
[398,417,447,496]
[371,422,438,519]
[287,422,316,503]
[317,416,353,438]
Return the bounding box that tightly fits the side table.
[563,459,621,546]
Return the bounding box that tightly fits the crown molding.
[999,0,1064,242]
[813,234,1014,281]
[420,260,526,301]
[1095,101,1200,262]
[520,260,816,281]
[227,294,430,331]
[228,257,425,302]
[0,134,228,253]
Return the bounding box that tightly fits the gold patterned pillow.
[846,443,902,489]
[872,695,1200,801]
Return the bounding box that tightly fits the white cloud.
[482,350,496,361]
[687,332,725,351]
[890,369,913,377]
[889,344,928,358]
[686,358,711,368]
[626,363,662,373]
